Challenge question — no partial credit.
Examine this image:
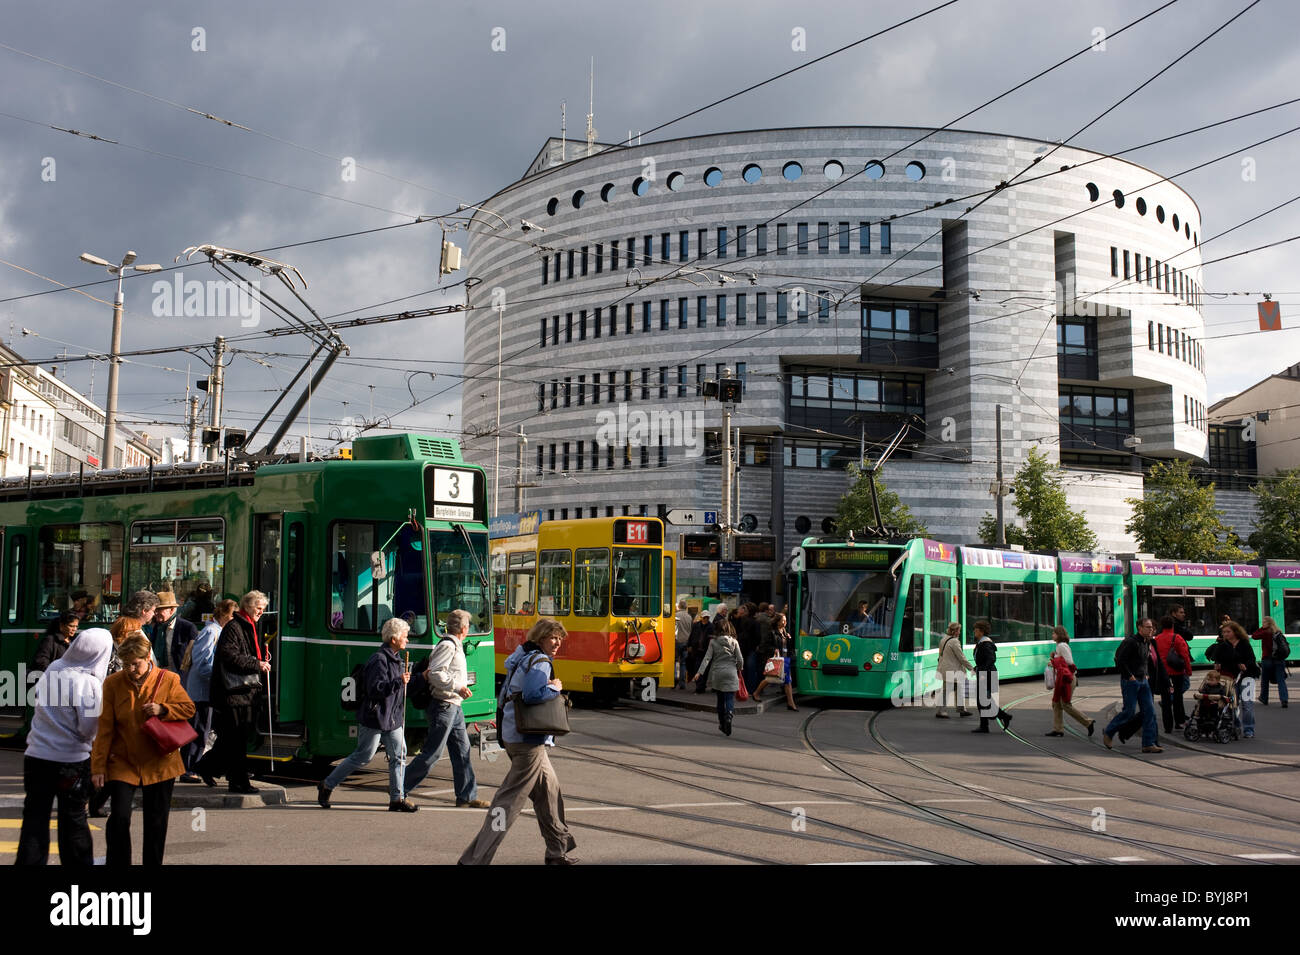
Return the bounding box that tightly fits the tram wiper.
[453,523,489,590]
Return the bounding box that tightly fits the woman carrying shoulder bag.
[936,622,974,719]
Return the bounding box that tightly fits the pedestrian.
[935,622,974,719]
[971,620,1012,733]
[691,615,744,736]
[1170,604,1195,645]
[403,610,490,808]
[459,618,577,865]
[1219,621,1259,738]
[753,612,797,710]
[1044,626,1094,737]
[32,611,79,672]
[201,591,272,795]
[1154,614,1193,728]
[180,598,235,783]
[110,590,161,672]
[685,609,713,694]
[734,603,759,692]
[1103,619,1161,753]
[1253,616,1289,708]
[91,630,196,866]
[674,599,693,689]
[16,628,112,865]
[318,617,416,811]
[151,590,197,674]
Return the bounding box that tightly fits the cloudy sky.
[1,0,1297,454]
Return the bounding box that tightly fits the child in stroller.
[1185,666,1238,743]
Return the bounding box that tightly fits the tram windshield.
[611,547,661,617]
[433,530,492,634]
[802,570,895,638]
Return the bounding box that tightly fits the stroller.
[1184,676,1239,744]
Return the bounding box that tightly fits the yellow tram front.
[491,514,675,698]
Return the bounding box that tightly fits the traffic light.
[201,428,221,446]
[718,377,742,403]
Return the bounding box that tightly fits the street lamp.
[78,250,162,469]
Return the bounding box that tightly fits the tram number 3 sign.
[432,467,477,521]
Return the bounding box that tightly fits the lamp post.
[78,251,162,469]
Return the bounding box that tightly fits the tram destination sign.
[428,466,479,522]
[812,548,893,569]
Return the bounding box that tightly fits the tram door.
[253,515,283,722]
[0,528,26,729]
[276,513,307,721]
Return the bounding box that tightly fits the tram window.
[1071,585,1114,639]
[612,548,660,616]
[329,521,428,636]
[573,548,610,616]
[6,534,25,625]
[1284,590,1300,634]
[506,552,536,614]
[434,531,491,634]
[39,524,124,625]
[491,552,508,615]
[286,522,304,628]
[928,576,953,649]
[966,579,1053,643]
[1139,585,1255,636]
[128,519,224,625]
[663,555,674,614]
[537,550,571,616]
[899,576,923,653]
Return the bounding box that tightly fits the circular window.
[783,161,803,181]
[742,163,762,184]
[1185,223,1191,239]
[1135,197,1147,216]
[632,177,649,197]
[1172,213,1180,232]
[1156,205,1165,223]
[666,171,684,191]
[571,190,585,209]
[600,183,616,202]
[794,515,811,534]
[905,161,926,182]
[1112,189,1125,209]
[546,197,559,216]
[865,161,886,180]
[823,160,844,181]
[703,167,723,187]
[1085,182,1099,202]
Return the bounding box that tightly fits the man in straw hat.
[152,590,197,674]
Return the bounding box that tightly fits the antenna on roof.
[587,57,597,157]
[560,100,566,162]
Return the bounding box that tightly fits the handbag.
[141,670,198,755]
[221,667,262,693]
[763,656,785,679]
[1043,665,1055,691]
[507,652,570,736]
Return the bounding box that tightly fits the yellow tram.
[490,514,676,698]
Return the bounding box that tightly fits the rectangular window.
[579,310,587,341]
[328,520,427,635]
[624,371,632,402]
[565,313,573,343]
[817,222,829,254]
[797,222,808,254]
[839,222,851,254]
[756,292,768,325]
[1123,249,1131,280]
[737,226,747,257]
[563,378,571,408]
[860,222,871,253]
[797,292,808,324]
[592,372,601,405]
[594,243,603,274]
[553,254,561,283]
[659,437,667,468]
[581,246,589,276]
[541,257,548,285]
[624,303,633,335]
[593,306,601,339]
[735,293,747,326]
[608,372,616,403]
[577,374,586,406]
[1145,256,1152,284]
[696,364,706,394]
[777,223,788,255]
[736,362,747,395]
[880,222,892,254]
[536,446,543,475]
[640,445,649,468]
[627,237,636,269]
[573,548,610,616]
[537,383,545,413]
[756,225,767,255]
[818,291,830,322]
[662,232,671,262]
[551,315,559,346]
[698,229,707,260]
[550,380,557,410]
[537,550,571,616]
[643,301,652,333]
[717,227,728,258]
[644,235,653,266]
[1110,246,1118,278]
[540,317,547,348]
[562,442,570,471]
[680,231,690,262]
[640,368,650,401]
[677,365,687,397]
[716,294,727,327]
[606,446,614,470]
[697,296,708,328]
[1148,321,1154,350]
[506,551,536,615]
[610,240,619,271]
[677,298,688,329]
[658,366,668,399]
[37,524,125,627]
[777,291,788,324]
[566,250,574,279]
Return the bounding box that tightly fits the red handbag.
[141,670,198,755]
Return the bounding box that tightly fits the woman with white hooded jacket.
[16,628,113,865]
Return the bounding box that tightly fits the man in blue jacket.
[318,617,417,811]
[1103,618,1161,754]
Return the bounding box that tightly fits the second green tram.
[0,433,493,763]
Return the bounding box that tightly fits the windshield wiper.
[453,523,489,589]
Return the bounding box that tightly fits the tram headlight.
[801,650,813,662]
[872,652,884,665]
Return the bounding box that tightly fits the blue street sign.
[704,510,718,525]
[718,560,743,593]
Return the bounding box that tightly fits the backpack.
[408,657,433,710]
[341,662,367,711]
[1273,633,1291,661]
[1166,639,1185,673]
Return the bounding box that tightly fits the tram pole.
[207,336,226,463]
[995,404,1006,547]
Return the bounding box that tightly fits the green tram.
[0,433,493,765]
[785,537,1290,703]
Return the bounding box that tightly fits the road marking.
[1236,853,1299,860]
[1041,797,1120,802]
[0,841,54,854]
[0,819,101,830]
[1109,856,1145,862]
[814,860,934,865]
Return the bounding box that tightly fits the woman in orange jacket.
[91,630,196,866]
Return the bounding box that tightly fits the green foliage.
[1125,459,1246,562]
[977,447,1097,550]
[1248,468,1300,558]
[835,463,929,538]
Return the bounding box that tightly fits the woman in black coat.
[197,591,271,793]
[1220,622,1259,738]
[971,620,1013,733]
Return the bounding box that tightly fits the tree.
[977,447,1097,550]
[1249,468,1300,558]
[1125,459,1246,562]
[834,463,929,537]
